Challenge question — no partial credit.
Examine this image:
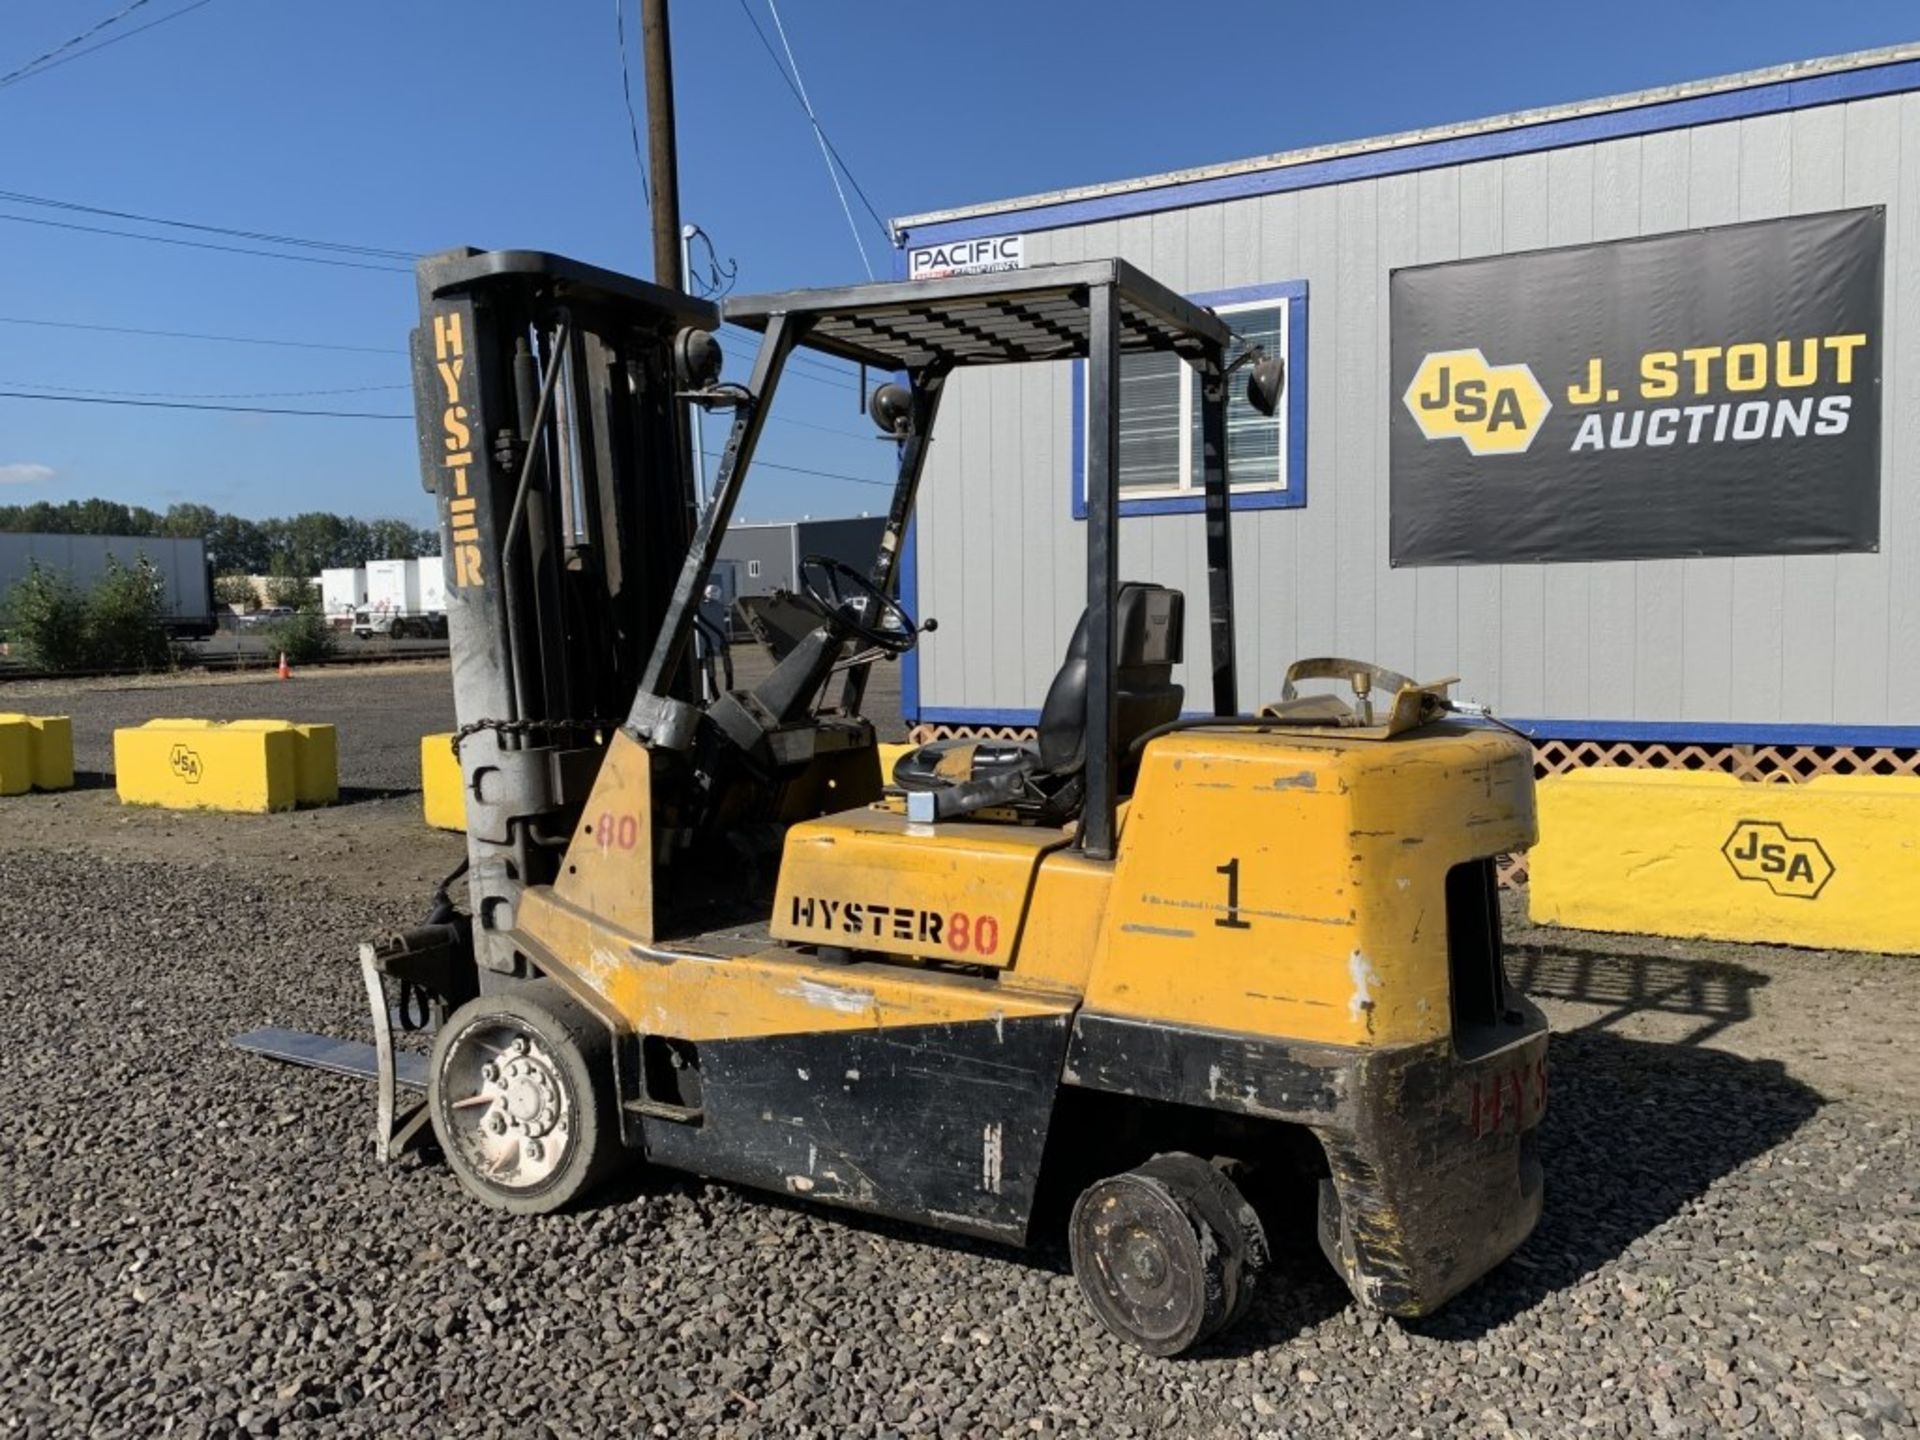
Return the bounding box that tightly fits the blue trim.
[898,59,1920,248]
[1071,280,1309,520]
[916,708,1920,748]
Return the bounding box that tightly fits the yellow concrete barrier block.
[0,718,28,795]
[421,733,466,832]
[1529,768,1920,953]
[0,712,74,791]
[228,721,338,806]
[116,720,297,813]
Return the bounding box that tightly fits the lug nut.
[480,1062,498,1084]
[525,1140,544,1163]
[486,1113,507,1135]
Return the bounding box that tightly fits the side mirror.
[1246,353,1285,418]
[673,328,723,389]
[868,382,914,438]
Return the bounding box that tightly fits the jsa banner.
[1390,208,1883,566]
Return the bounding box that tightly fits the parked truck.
[352,555,448,639]
[0,532,216,640]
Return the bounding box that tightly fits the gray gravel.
[0,841,1915,1438]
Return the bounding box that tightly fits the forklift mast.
[409,250,719,976]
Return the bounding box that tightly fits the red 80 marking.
[947,912,1000,957]
[596,813,640,852]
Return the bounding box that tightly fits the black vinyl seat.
[892,584,1184,822]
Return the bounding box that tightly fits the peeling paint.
[982,1122,1004,1195]
[1271,769,1318,791]
[781,979,873,1016]
[1348,949,1382,1032]
[787,1175,816,1193]
[1119,921,1196,939]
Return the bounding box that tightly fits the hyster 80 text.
[788,895,1002,956]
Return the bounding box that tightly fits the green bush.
[3,563,90,670]
[2,557,175,673]
[264,571,314,609]
[264,609,337,667]
[86,557,175,672]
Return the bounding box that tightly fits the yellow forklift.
[244,250,1546,1355]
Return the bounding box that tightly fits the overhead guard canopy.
[721,259,1232,372]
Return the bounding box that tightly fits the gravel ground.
[0,663,1913,1438]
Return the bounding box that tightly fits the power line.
[708,450,891,488]
[0,0,219,91]
[0,379,408,401]
[0,0,153,88]
[612,0,651,205]
[763,0,872,279]
[732,0,890,244]
[0,314,406,356]
[0,389,891,478]
[0,211,411,274]
[0,187,416,260]
[0,389,408,420]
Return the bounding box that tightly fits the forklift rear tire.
[428,980,621,1216]
[1069,1153,1268,1356]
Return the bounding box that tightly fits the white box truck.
[354,557,446,639]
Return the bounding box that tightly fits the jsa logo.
[1403,349,1552,456]
[1722,819,1834,899]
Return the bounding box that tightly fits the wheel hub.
[443,1023,573,1190]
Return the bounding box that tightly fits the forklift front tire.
[428,980,621,1216]
[1069,1153,1267,1357]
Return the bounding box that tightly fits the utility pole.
[641,0,683,292]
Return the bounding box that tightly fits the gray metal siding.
[910,91,1917,732]
[718,528,797,597]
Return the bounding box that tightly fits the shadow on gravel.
[1509,940,1768,1044]
[1408,1027,1824,1340]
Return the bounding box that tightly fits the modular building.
[890,45,1920,771]
[719,517,887,599]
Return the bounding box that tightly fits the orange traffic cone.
[277,651,292,680]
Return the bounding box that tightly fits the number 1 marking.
[1216,858,1252,930]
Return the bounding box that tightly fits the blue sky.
[1,1,1913,526]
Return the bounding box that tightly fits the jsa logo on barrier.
[1403,349,1552,456]
[1722,819,1834,899]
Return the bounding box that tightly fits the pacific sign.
[908,233,1025,281]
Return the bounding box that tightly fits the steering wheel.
[796,554,918,655]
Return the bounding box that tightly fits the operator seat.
[892,583,1184,821]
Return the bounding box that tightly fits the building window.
[747,559,762,579]
[1073,280,1307,519]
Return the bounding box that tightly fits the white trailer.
[414,555,446,616]
[0,532,215,638]
[320,567,367,628]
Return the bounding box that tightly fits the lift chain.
[448,717,620,757]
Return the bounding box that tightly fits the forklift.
[243,248,1547,1355]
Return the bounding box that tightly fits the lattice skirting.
[904,722,1920,889]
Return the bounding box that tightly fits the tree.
[213,574,257,612]
[0,496,434,573]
